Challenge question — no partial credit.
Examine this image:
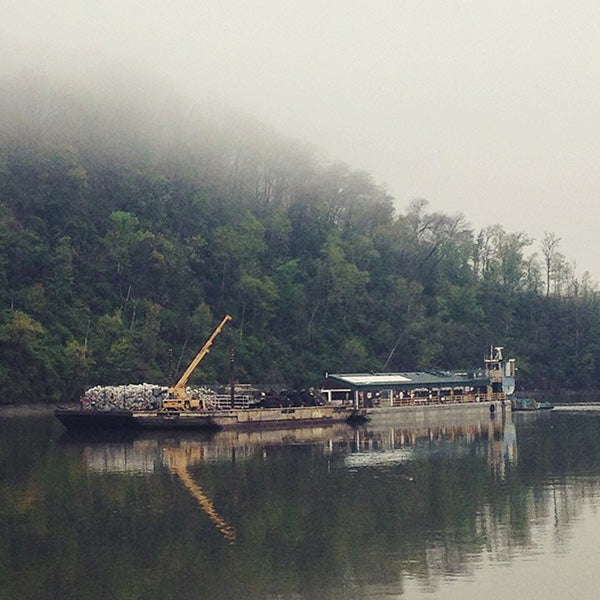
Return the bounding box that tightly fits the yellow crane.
[163,314,233,411]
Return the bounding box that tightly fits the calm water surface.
[2,408,600,600]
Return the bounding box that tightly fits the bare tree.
[541,232,561,296]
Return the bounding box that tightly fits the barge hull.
[54,410,141,430]
[366,399,509,421]
[55,406,365,431]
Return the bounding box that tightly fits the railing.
[390,392,506,408]
[204,395,254,410]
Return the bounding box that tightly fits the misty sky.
[3,1,600,277]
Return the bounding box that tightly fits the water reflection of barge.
[70,414,516,542]
[72,415,515,475]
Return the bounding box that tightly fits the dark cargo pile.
[257,389,326,408]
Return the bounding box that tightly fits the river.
[1,407,600,599]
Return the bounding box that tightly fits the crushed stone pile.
[80,384,219,411]
[81,384,167,411]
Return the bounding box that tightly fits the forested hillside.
[1,79,598,402]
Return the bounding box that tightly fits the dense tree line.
[0,79,598,402]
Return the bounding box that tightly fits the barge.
[54,405,367,431]
[55,314,367,432]
[54,313,513,432]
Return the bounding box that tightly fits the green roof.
[323,370,489,390]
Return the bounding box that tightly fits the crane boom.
[164,314,232,409]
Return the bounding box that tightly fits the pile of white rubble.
[80,384,218,411]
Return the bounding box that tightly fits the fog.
[3,1,600,276]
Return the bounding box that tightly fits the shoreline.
[0,403,77,417]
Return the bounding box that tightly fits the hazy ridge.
[0,76,596,402]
